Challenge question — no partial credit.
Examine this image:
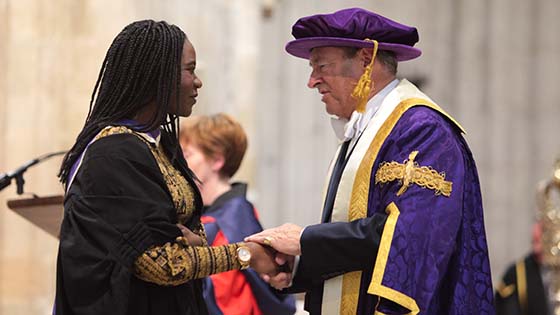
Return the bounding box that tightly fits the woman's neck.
[199,176,231,206]
[134,101,158,125]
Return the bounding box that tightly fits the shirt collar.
[331,78,399,141]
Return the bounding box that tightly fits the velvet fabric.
[364,106,494,314]
[291,105,494,314]
[285,7,421,61]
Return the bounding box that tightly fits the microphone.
[0,151,66,194]
[0,173,11,190]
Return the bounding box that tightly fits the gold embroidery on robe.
[93,126,241,286]
[134,240,240,286]
[95,126,206,240]
[375,151,453,197]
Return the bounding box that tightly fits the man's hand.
[176,224,204,246]
[245,223,303,256]
[245,242,278,275]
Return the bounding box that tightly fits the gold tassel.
[351,39,378,113]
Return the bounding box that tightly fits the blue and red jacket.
[201,183,296,315]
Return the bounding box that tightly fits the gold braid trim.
[516,260,528,314]
[375,151,453,197]
[93,126,236,286]
[149,142,197,226]
[342,97,463,314]
[94,126,206,241]
[134,241,241,286]
[368,203,420,314]
[94,126,131,139]
[340,271,362,314]
[147,140,207,242]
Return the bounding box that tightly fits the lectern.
[7,195,64,238]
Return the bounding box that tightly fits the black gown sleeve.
[58,134,241,311]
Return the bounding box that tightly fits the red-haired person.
[180,113,296,315]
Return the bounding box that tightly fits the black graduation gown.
[55,132,208,315]
[495,253,549,315]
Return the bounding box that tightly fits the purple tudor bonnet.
[285,8,421,61]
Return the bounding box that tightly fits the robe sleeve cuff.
[367,202,420,314]
[115,221,157,267]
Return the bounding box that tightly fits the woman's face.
[181,142,215,184]
[170,40,203,117]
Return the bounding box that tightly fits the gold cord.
[351,39,378,113]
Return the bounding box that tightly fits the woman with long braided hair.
[55,20,277,315]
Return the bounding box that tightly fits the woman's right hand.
[245,242,279,276]
[176,224,204,246]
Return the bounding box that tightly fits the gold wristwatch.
[236,245,251,270]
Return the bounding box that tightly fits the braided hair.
[59,20,186,185]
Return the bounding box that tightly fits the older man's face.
[307,47,363,119]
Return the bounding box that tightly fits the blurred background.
[0,0,559,313]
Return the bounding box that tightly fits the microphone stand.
[0,151,66,195]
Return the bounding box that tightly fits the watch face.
[238,247,251,262]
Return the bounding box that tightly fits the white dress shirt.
[330,78,400,154]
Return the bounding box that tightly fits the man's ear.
[360,47,374,67]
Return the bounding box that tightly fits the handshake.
[178,222,303,290]
[243,223,303,290]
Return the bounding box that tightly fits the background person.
[180,113,296,315]
[495,159,560,315]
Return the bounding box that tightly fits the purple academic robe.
[293,104,494,314]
